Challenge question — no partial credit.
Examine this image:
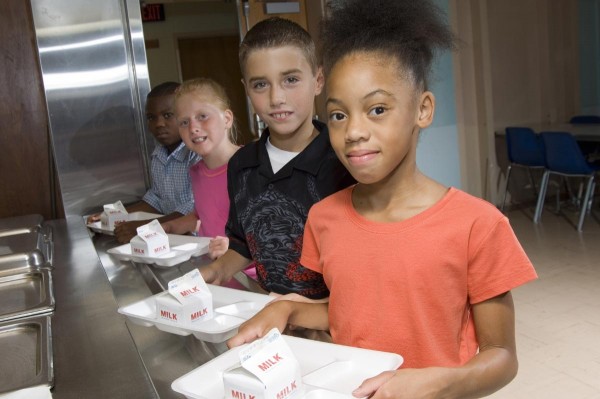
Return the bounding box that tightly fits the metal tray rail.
[0,214,44,236]
[0,270,55,323]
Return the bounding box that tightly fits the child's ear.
[314,66,325,96]
[224,109,234,129]
[416,91,435,129]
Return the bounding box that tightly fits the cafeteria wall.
[417,0,462,191]
[142,2,239,85]
[579,0,600,115]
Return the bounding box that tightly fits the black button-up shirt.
[226,120,354,299]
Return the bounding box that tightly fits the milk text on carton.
[276,381,298,399]
[230,390,255,399]
[160,310,177,321]
[258,353,283,371]
[191,308,208,321]
[180,287,200,296]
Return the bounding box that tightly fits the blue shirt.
[142,142,200,215]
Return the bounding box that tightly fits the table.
[526,123,600,142]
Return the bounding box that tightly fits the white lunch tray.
[172,335,403,399]
[118,284,273,343]
[86,211,163,235]
[107,234,210,267]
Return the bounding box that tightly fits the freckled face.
[175,92,232,158]
[326,52,426,185]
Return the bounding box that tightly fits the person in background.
[161,78,255,287]
[228,1,538,398]
[87,82,200,243]
[198,17,354,300]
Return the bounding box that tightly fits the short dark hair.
[321,0,456,91]
[239,17,318,75]
[148,81,180,98]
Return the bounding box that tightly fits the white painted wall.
[417,0,463,189]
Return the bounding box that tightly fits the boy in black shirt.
[200,17,353,299]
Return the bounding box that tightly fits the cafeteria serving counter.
[45,216,261,398]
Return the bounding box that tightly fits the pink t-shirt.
[190,159,257,284]
[301,186,537,369]
[189,160,229,238]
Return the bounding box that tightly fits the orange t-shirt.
[301,186,537,368]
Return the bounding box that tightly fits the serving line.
[90,227,266,398]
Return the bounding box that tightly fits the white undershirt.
[266,137,300,174]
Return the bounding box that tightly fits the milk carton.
[223,328,303,399]
[130,220,170,257]
[100,200,129,229]
[155,269,213,327]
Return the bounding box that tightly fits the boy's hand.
[86,213,101,224]
[226,301,292,349]
[114,220,147,244]
[208,236,229,260]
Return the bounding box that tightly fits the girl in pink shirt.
[163,78,256,285]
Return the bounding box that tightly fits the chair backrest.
[505,127,545,166]
[569,115,600,124]
[540,131,594,175]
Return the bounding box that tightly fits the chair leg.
[527,168,538,196]
[501,165,513,212]
[556,177,562,213]
[534,171,551,224]
[588,182,596,212]
[577,176,595,232]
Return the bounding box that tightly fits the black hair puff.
[321,0,456,90]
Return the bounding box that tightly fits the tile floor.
[488,205,600,399]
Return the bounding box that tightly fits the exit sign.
[142,3,165,22]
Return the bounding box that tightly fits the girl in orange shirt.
[229,1,537,398]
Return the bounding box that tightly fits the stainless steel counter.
[48,216,157,398]
[47,216,263,398]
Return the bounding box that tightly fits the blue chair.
[569,115,600,162]
[533,132,600,231]
[501,127,546,212]
[569,115,600,124]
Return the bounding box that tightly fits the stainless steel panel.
[0,270,55,323]
[0,214,44,236]
[0,227,53,272]
[30,0,152,217]
[0,315,53,394]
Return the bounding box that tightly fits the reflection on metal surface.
[0,227,53,272]
[0,315,53,394]
[30,0,153,217]
[0,270,54,323]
